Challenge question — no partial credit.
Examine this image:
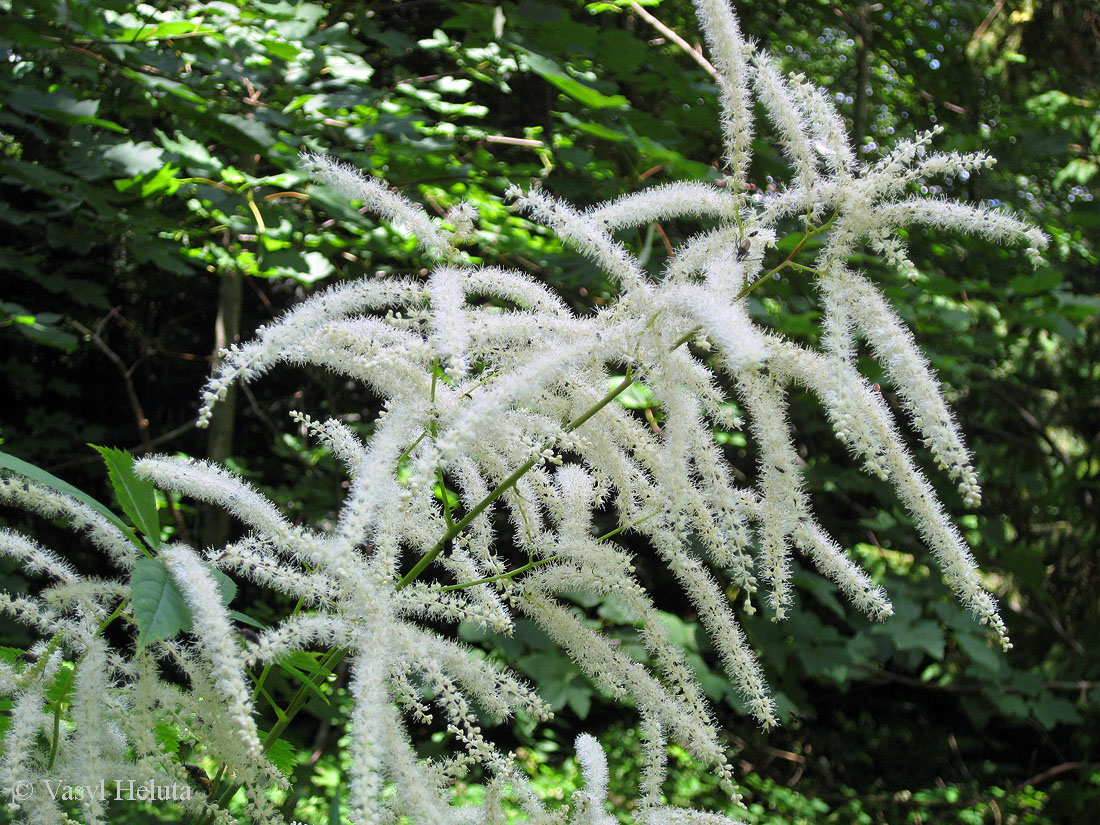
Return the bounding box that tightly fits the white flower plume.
[178,0,1041,817]
[0,2,1045,824]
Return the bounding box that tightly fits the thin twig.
[971,0,1007,43]
[630,1,719,80]
[485,135,545,148]
[1015,761,1100,790]
[73,312,190,541]
[73,312,152,452]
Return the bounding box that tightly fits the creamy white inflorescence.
[0,1,1045,823]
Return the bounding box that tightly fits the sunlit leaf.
[91,445,160,548]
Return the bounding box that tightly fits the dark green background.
[1,0,1097,822]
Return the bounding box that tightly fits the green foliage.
[91,444,161,548]
[0,448,144,551]
[2,0,1097,821]
[88,444,240,648]
[128,555,193,650]
[129,555,236,650]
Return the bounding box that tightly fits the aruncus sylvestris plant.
[0,1,1048,823]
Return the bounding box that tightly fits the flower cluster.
[0,476,258,825]
[0,1,1045,823]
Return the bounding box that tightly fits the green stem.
[250,662,275,705]
[399,453,543,588]
[395,430,427,467]
[19,595,127,689]
[460,369,500,399]
[594,509,660,543]
[440,555,561,592]
[393,368,496,472]
[786,261,827,277]
[737,210,838,300]
[203,646,347,819]
[46,689,64,769]
[261,646,345,751]
[201,591,309,816]
[99,597,129,633]
[207,766,228,804]
[397,367,637,589]
[251,592,306,709]
[670,325,703,350]
[197,318,702,823]
[41,597,128,769]
[440,509,661,592]
[562,368,637,434]
[401,322,705,591]
[20,636,64,687]
[437,468,455,529]
[253,680,286,721]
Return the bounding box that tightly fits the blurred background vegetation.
[1,0,1097,822]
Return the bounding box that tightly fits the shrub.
[0,1,1045,823]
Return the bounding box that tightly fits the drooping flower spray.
[0,1,1046,823]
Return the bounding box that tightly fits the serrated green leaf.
[1029,693,1081,729]
[44,661,76,705]
[258,731,298,775]
[131,558,236,650]
[559,111,628,142]
[656,612,698,650]
[262,38,302,61]
[991,692,1029,719]
[131,557,191,651]
[567,686,591,718]
[91,445,160,549]
[901,620,945,659]
[0,449,146,555]
[1008,268,1061,295]
[155,129,215,167]
[955,631,1002,672]
[102,141,164,176]
[154,722,180,753]
[209,567,237,606]
[794,570,847,620]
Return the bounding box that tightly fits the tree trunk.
[851,4,873,152]
[201,265,243,550]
